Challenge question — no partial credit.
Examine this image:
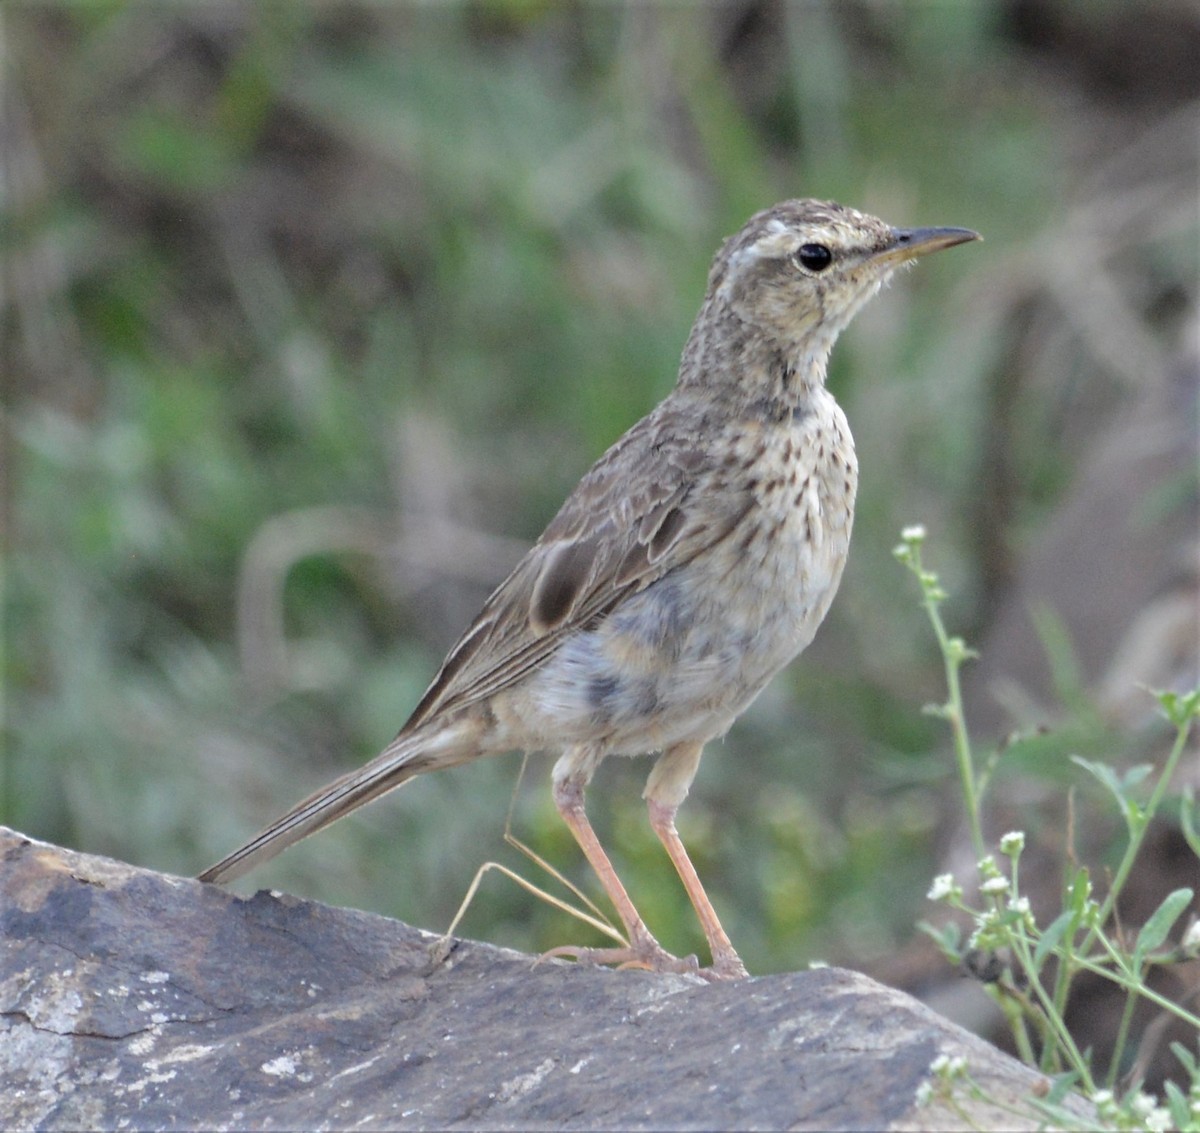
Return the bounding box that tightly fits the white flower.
[999,831,1025,855]
[980,876,1010,896]
[1131,1092,1156,1117]
[901,524,926,542]
[1120,1090,1171,1132]
[1144,1106,1171,1132]
[929,1053,966,1078]
[1091,1090,1116,1120]
[927,874,957,901]
[1182,919,1200,953]
[977,854,999,876]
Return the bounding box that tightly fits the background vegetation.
[5,0,1196,1060]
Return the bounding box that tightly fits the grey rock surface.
[1,826,1089,1130]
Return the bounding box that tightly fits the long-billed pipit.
[200,199,979,980]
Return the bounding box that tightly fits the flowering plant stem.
[899,525,1200,1130]
[893,527,984,861]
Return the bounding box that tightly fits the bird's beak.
[872,226,981,267]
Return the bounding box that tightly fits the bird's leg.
[543,761,699,976]
[646,799,749,980]
[645,742,749,981]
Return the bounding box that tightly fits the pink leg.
[643,741,749,980]
[545,774,699,976]
[646,798,749,980]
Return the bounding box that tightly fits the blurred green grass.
[4,1,1195,977]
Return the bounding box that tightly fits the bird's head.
[705,199,979,369]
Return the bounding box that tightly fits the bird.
[199,199,979,981]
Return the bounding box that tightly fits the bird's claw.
[538,939,702,977]
[539,937,750,982]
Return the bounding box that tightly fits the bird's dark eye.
[795,243,833,272]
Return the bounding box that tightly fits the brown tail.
[198,719,480,885]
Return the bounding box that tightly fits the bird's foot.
[540,941,700,976]
[540,929,750,982]
[539,923,702,978]
[707,951,750,981]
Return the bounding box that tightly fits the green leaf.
[918,919,962,962]
[1067,867,1092,917]
[1070,756,1129,811]
[1120,763,1153,790]
[1134,888,1194,965]
[1169,1039,1198,1075]
[1070,757,1152,833]
[1123,763,1152,787]
[1181,787,1200,858]
[1163,1081,1190,1133]
[1034,909,1075,972]
[1041,1070,1081,1106]
[1154,686,1200,728]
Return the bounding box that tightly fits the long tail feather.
[198,721,476,885]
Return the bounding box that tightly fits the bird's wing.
[403,403,752,732]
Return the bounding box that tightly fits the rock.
[1,826,1090,1130]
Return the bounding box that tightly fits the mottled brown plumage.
[200,200,979,980]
